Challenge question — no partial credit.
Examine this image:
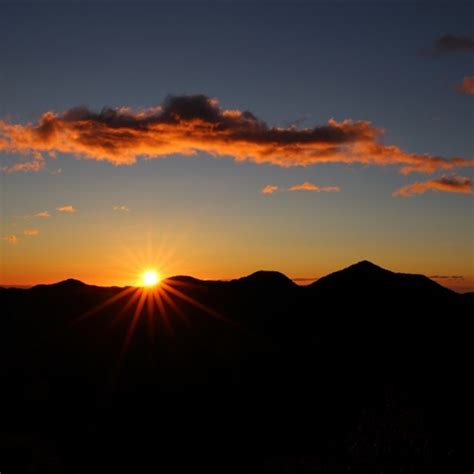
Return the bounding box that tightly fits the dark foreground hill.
[0,261,468,473]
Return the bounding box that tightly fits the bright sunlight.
[142,270,160,287]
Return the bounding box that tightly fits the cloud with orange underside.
[1,95,473,176]
[288,182,341,192]
[261,185,279,194]
[56,205,76,213]
[34,211,51,218]
[456,76,474,95]
[24,229,39,236]
[392,174,473,197]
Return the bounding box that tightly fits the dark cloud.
[1,94,473,175]
[393,174,473,197]
[431,34,474,55]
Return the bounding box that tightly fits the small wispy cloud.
[430,275,464,280]
[49,167,62,175]
[430,34,474,55]
[262,181,341,195]
[56,205,76,213]
[24,229,39,236]
[1,159,45,173]
[393,174,473,197]
[456,76,474,95]
[113,205,130,212]
[261,185,279,195]
[2,234,18,244]
[34,210,51,218]
[288,182,341,192]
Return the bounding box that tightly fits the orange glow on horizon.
[1,228,473,293]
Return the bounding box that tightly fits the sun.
[142,270,160,287]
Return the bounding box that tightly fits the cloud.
[456,76,474,95]
[288,182,319,191]
[2,235,18,244]
[392,174,473,197]
[1,94,473,175]
[24,228,39,236]
[262,181,341,194]
[113,205,130,212]
[288,182,341,192]
[56,205,76,213]
[1,159,45,173]
[261,185,279,194]
[430,34,474,54]
[34,210,51,218]
[430,275,464,280]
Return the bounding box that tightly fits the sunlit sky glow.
[0,2,472,291]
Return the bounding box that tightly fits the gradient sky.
[1,2,473,290]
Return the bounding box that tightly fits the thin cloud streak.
[24,229,39,236]
[56,205,76,213]
[393,174,473,197]
[288,182,340,192]
[34,211,51,218]
[1,95,473,175]
[262,181,341,194]
[430,275,464,280]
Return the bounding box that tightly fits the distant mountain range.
[3,259,470,294]
[4,259,468,297]
[0,261,466,473]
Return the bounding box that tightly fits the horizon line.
[1,264,472,294]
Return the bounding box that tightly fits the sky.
[0,1,473,291]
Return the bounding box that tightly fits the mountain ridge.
[0,259,467,473]
[0,260,463,294]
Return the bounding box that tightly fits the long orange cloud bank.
[393,174,473,197]
[1,94,473,174]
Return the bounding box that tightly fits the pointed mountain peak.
[308,260,396,291]
[310,260,454,297]
[344,260,392,274]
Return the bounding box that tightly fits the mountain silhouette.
[232,270,297,288]
[0,261,466,473]
[310,260,455,300]
[31,278,88,290]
